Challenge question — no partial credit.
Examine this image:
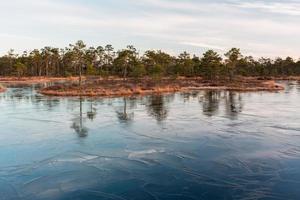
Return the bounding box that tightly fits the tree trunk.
[123,65,127,81]
[79,65,82,87]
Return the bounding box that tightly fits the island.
[1,41,298,96]
[39,77,284,97]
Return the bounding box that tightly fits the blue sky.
[0,0,300,58]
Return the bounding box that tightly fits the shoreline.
[0,86,5,93]
[1,75,298,83]
[0,82,6,93]
[0,76,80,84]
[0,76,289,96]
[39,77,285,97]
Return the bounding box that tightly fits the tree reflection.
[224,92,243,119]
[201,91,221,117]
[200,91,243,119]
[146,95,170,122]
[71,97,88,138]
[116,97,134,123]
[0,85,62,111]
[180,92,199,102]
[87,100,97,121]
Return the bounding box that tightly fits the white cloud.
[132,0,204,11]
[179,42,226,51]
[0,33,41,41]
[0,0,299,58]
[235,1,300,16]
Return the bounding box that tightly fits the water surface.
[0,82,300,200]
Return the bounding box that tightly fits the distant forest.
[0,40,299,79]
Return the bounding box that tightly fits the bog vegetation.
[0,40,299,80]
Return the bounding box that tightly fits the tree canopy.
[1,41,300,80]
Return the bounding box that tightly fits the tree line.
[1,40,300,80]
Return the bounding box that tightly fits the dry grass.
[40,77,285,97]
[0,84,6,93]
[0,76,81,84]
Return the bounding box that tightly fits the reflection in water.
[71,97,88,138]
[146,95,172,122]
[0,86,247,123]
[0,85,245,122]
[225,92,243,119]
[199,91,243,118]
[180,91,199,102]
[201,91,221,117]
[1,82,300,200]
[0,83,61,111]
[285,80,300,93]
[87,100,97,121]
[116,97,134,123]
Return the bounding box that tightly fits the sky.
[0,0,300,58]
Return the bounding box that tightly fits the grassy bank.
[0,76,80,84]
[39,77,285,97]
[0,84,6,93]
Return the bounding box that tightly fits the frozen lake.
[0,81,300,200]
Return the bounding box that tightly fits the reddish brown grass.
[40,77,285,97]
[0,76,81,84]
